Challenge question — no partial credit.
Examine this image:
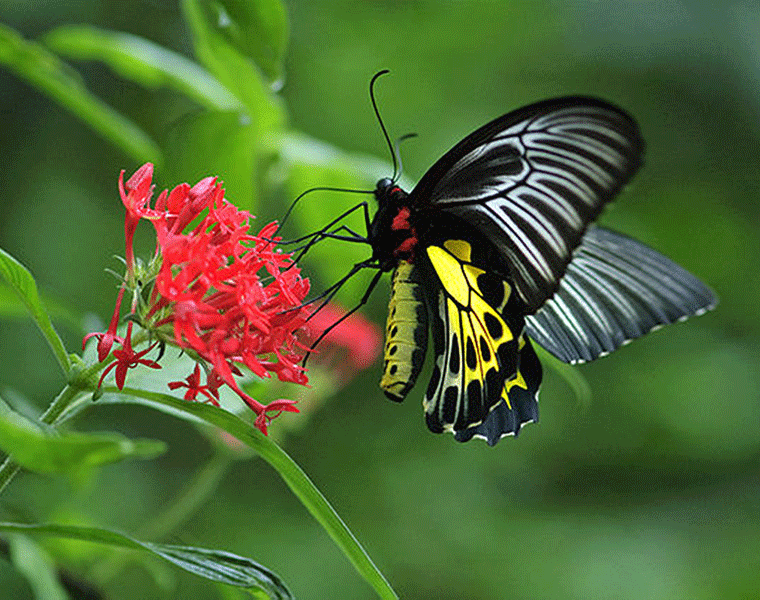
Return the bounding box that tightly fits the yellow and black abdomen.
[381,261,428,401]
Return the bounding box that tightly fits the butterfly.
[308,79,717,446]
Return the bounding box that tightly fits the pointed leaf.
[0,400,166,477]
[0,522,293,598]
[44,25,241,111]
[181,0,285,133]
[0,248,70,374]
[99,387,399,600]
[183,0,288,87]
[0,23,161,165]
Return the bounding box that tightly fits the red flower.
[303,303,382,375]
[96,322,161,389]
[84,164,312,435]
[119,163,160,272]
[168,364,220,406]
[82,285,127,362]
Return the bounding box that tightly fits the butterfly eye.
[375,178,393,193]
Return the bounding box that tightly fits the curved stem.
[0,383,90,495]
[90,452,233,584]
[111,387,399,600]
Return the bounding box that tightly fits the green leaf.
[100,387,399,600]
[44,25,241,111]
[0,248,70,374]
[181,0,286,133]
[0,284,83,332]
[8,535,69,600]
[184,0,288,87]
[0,400,166,478]
[0,23,161,166]
[164,111,259,211]
[0,522,293,598]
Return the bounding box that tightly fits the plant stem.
[0,331,155,496]
[139,453,232,540]
[0,384,87,495]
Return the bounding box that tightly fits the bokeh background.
[1,1,759,598]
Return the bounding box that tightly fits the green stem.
[0,383,91,495]
[0,325,163,496]
[140,453,232,540]
[39,384,86,425]
[112,387,399,600]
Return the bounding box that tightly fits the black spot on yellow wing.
[455,334,542,445]
[421,238,525,435]
[449,333,460,373]
[380,261,428,401]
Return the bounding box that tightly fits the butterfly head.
[369,179,418,269]
[373,178,405,204]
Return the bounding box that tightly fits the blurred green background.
[1,0,759,598]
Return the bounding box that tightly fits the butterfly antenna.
[369,69,401,180]
[392,132,417,183]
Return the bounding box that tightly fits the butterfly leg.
[283,201,373,264]
[302,266,384,366]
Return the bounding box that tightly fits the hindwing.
[525,227,717,363]
[454,334,541,445]
[417,229,540,438]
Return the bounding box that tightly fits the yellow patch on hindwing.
[424,239,519,428]
[500,335,530,409]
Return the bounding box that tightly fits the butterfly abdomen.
[380,261,428,401]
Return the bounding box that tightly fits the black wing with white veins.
[525,227,718,364]
[411,97,644,313]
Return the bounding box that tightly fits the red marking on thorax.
[391,206,412,231]
[394,237,418,257]
[391,206,418,260]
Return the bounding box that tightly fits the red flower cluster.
[84,164,311,434]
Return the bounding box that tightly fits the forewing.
[419,237,525,435]
[525,227,717,363]
[411,97,644,312]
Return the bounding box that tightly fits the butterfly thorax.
[370,178,422,270]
